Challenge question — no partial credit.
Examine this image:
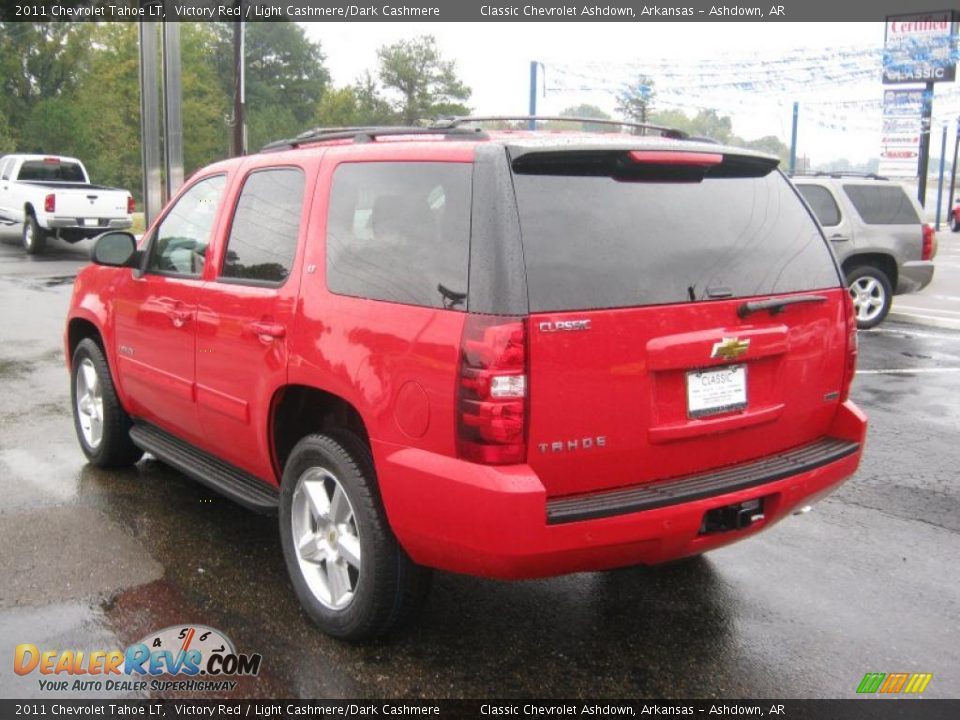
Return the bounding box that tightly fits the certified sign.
[883,12,958,84]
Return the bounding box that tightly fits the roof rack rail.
[261,124,488,153]
[797,171,890,181]
[431,115,688,139]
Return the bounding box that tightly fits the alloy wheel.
[290,467,362,610]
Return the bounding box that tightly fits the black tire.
[22,212,47,255]
[279,433,431,640]
[846,264,892,330]
[70,338,143,467]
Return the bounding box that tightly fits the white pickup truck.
[0,154,133,254]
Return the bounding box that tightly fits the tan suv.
[793,173,936,329]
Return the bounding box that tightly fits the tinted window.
[796,184,841,227]
[146,175,227,277]
[326,162,471,310]
[843,184,920,225]
[221,168,304,284]
[513,168,840,312]
[17,159,85,182]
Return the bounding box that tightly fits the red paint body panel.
[66,134,868,580]
[525,289,848,498]
[376,401,865,579]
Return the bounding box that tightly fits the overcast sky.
[301,21,952,165]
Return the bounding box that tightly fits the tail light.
[921,224,934,261]
[44,194,55,213]
[457,315,527,465]
[127,195,135,214]
[840,294,858,402]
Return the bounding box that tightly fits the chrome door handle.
[249,321,286,341]
[171,310,191,328]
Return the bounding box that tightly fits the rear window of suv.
[511,159,840,312]
[842,184,920,225]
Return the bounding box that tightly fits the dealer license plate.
[686,365,747,418]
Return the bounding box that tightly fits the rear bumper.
[47,217,132,231]
[896,260,934,295]
[375,401,867,580]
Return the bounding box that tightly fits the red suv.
[66,119,866,639]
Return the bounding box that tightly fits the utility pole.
[948,117,960,225]
[138,22,162,227]
[233,17,246,156]
[528,61,537,130]
[917,82,934,206]
[789,101,799,176]
[162,23,184,200]
[935,122,948,228]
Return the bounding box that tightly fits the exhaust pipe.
[792,505,813,516]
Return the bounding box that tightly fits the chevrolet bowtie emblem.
[711,337,750,361]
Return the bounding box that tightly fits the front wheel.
[22,214,47,255]
[279,433,431,640]
[847,265,892,329]
[70,338,143,467]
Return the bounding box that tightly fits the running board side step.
[129,423,279,514]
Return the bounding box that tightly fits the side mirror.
[91,231,138,267]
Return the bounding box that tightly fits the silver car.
[793,174,935,329]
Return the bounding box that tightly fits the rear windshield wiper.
[737,294,828,318]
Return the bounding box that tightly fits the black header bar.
[2,0,959,23]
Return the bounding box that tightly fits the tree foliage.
[0,24,477,197]
[616,75,656,127]
[376,36,471,124]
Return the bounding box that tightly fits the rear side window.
[17,160,85,182]
[512,162,840,312]
[0,159,12,181]
[796,184,841,227]
[842,184,920,225]
[221,168,305,284]
[326,162,471,310]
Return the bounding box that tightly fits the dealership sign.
[878,89,925,179]
[884,11,958,84]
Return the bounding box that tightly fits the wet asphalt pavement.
[0,232,958,700]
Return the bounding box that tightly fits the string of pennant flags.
[541,38,960,134]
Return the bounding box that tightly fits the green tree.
[179,23,231,171]
[0,108,15,153]
[557,104,614,133]
[616,75,656,128]
[314,73,397,130]
[736,134,790,165]
[649,108,733,143]
[72,23,142,195]
[0,23,92,130]
[212,21,329,148]
[376,36,471,124]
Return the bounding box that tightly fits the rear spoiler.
[509,147,779,181]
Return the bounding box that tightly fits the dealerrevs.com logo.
[14,625,262,693]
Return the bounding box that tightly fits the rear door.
[795,182,854,259]
[511,148,848,497]
[195,164,311,481]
